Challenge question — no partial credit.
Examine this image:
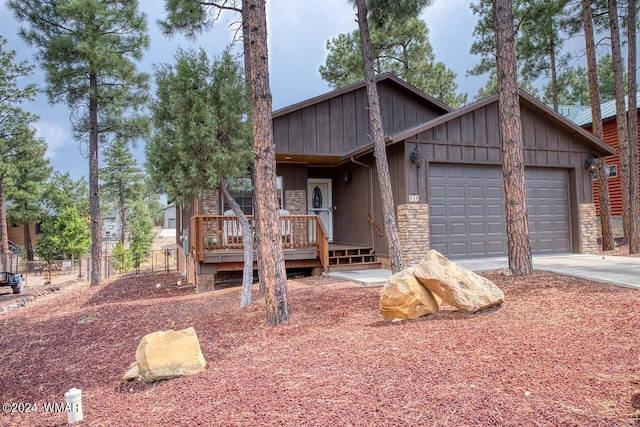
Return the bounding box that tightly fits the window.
[591,164,618,179]
[35,222,43,235]
[222,177,283,215]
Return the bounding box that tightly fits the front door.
[307,179,333,242]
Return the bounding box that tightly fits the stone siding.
[397,204,430,266]
[202,190,220,215]
[285,190,306,214]
[579,203,599,254]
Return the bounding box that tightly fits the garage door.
[429,165,571,258]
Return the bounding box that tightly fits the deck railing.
[190,214,329,271]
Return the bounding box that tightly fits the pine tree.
[160,0,290,319]
[101,138,145,245]
[9,0,151,286]
[582,0,615,251]
[470,0,572,109]
[0,35,37,258]
[6,132,51,262]
[319,17,467,108]
[147,47,256,306]
[493,0,533,275]
[627,0,639,253]
[43,172,89,217]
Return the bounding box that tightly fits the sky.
[0,0,573,182]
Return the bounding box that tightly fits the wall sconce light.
[410,146,424,168]
[344,171,352,183]
[584,154,597,172]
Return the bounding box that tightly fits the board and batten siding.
[274,80,445,157]
[404,100,595,207]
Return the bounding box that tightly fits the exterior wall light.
[410,146,424,168]
[584,154,597,172]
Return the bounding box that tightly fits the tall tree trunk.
[119,184,126,245]
[220,179,254,308]
[22,223,33,262]
[0,177,8,256]
[355,0,404,273]
[493,0,533,276]
[550,36,559,112]
[609,0,631,244]
[240,12,263,296]
[89,71,102,286]
[627,0,639,253]
[244,0,289,325]
[582,0,615,251]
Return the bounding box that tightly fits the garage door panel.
[486,188,502,199]
[449,204,466,217]
[450,223,467,235]
[430,223,447,236]
[468,204,484,216]
[468,187,484,198]
[430,186,446,198]
[429,165,571,258]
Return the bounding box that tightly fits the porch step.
[327,261,382,272]
[327,246,381,271]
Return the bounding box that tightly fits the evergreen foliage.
[147,48,251,205]
[320,17,467,108]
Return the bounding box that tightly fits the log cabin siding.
[589,111,640,216]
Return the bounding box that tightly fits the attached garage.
[429,164,571,258]
[387,89,615,263]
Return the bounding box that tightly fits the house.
[6,222,42,249]
[163,204,176,229]
[102,208,121,242]
[177,73,614,291]
[571,94,640,217]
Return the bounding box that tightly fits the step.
[328,247,373,257]
[327,261,383,272]
[328,255,377,265]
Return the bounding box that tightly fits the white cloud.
[35,121,67,160]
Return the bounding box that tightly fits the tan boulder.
[122,362,140,381]
[135,327,206,383]
[414,250,504,313]
[380,267,442,320]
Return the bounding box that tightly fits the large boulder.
[414,250,504,313]
[380,267,442,320]
[135,327,206,383]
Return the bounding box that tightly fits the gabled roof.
[573,91,640,126]
[387,89,615,157]
[272,72,453,119]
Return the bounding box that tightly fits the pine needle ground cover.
[1,271,639,426]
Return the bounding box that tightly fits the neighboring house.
[6,222,42,248]
[163,204,176,229]
[571,94,640,216]
[178,73,614,291]
[102,208,121,241]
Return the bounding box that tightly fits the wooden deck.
[190,214,329,271]
[189,216,381,273]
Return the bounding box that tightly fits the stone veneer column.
[579,203,599,254]
[397,204,430,266]
[284,190,306,214]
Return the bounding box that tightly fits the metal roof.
[571,92,640,126]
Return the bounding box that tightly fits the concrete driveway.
[455,253,640,289]
[328,253,640,289]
